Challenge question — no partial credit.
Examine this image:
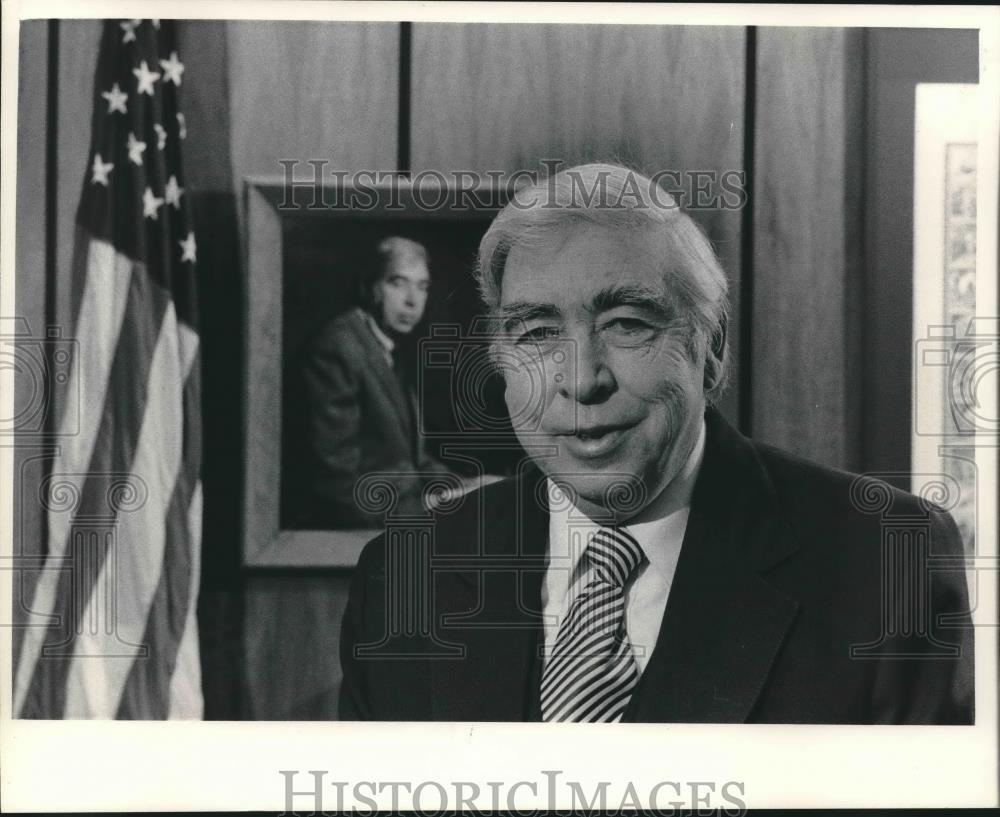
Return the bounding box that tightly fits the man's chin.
[543,468,650,520]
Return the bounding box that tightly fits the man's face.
[375,258,430,334]
[498,223,707,517]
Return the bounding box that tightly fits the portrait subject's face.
[498,223,707,517]
[375,259,431,334]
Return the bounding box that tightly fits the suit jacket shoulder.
[307,307,375,370]
[734,434,973,724]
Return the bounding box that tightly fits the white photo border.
[1,1,997,811]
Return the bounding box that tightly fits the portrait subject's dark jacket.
[339,409,974,723]
[291,307,448,528]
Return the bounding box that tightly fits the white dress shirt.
[540,418,706,674]
[361,310,396,366]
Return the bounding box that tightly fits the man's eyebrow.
[589,285,671,316]
[495,301,561,330]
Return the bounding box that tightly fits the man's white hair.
[475,162,730,403]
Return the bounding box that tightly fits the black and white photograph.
[1,1,997,811]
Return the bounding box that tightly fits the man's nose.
[555,332,615,404]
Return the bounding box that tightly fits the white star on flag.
[154,123,168,150]
[127,132,147,166]
[120,20,140,43]
[91,154,114,185]
[152,19,161,29]
[159,52,185,86]
[176,112,187,139]
[142,187,165,220]
[101,83,128,114]
[133,60,161,96]
[179,231,197,263]
[164,175,184,209]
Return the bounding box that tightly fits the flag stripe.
[116,341,201,718]
[63,305,196,717]
[18,252,168,718]
[12,238,133,717]
[168,479,203,719]
[48,239,135,552]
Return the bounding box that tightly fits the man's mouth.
[559,424,632,458]
[575,426,616,439]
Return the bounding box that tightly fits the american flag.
[14,19,203,718]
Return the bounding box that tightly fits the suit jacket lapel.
[350,308,414,444]
[430,463,549,720]
[626,410,800,723]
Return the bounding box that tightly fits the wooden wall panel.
[752,28,865,470]
[12,20,51,662]
[179,20,234,195]
[55,21,101,333]
[244,574,353,719]
[410,24,744,178]
[226,21,399,187]
[411,23,746,425]
[15,21,47,300]
[226,22,402,720]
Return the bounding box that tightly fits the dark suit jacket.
[339,409,974,722]
[292,307,448,528]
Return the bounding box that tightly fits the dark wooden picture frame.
[242,175,507,568]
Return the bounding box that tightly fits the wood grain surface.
[751,27,865,470]
[55,21,102,332]
[12,20,51,663]
[227,21,399,184]
[178,20,234,194]
[244,573,353,719]
[244,183,284,564]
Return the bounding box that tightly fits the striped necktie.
[540,527,646,722]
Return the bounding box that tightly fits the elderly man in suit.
[339,164,974,723]
[294,236,451,529]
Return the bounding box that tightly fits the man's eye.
[516,326,561,344]
[604,318,650,334]
[600,318,658,345]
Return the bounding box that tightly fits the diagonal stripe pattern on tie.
[541,527,646,723]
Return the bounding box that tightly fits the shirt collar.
[546,416,706,581]
[362,310,395,360]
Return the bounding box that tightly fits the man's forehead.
[387,260,430,281]
[499,224,663,306]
